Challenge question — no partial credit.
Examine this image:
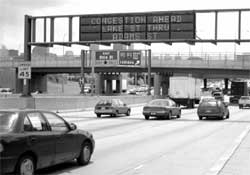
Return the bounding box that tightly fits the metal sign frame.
[22,8,250,96]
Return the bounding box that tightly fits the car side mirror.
[69,123,77,130]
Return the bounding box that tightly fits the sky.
[1,0,250,55]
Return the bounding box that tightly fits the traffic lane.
[117,108,250,175]
[60,105,196,122]
[38,107,250,175]
[65,106,198,140]
[83,108,250,175]
[65,106,240,140]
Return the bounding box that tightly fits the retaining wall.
[0,95,153,111]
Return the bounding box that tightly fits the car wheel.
[199,116,203,120]
[126,109,131,116]
[167,112,172,120]
[226,112,230,119]
[113,110,119,117]
[16,155,35,175]
[145,115,150,120]
[77,141,92,166]
[176,111,181,118]
[97,114,101,118]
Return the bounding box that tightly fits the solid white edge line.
[206,125,250,175]
[134,164,144,170]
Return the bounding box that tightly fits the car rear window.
[200,101,218,107]
[0,112,18,132]
[240,96,250,100]
[148,100,170,106]
[97,100,112,105]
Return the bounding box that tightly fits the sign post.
[80,50,86,94]
[22,15,32,97]
[147,49,151,95]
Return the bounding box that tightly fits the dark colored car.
[197,99,229,120]
[143,99,181,120]
[94,99,131,117]
[0,109,95,175]
[212,91,224,101]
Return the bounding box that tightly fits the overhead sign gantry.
[22,9,250,96]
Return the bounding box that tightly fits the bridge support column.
[116,79,121,93]
[31,74,47,93]
[106,79,113,95]
[154,73,161,97]
[224,78,229,94]
[95,73,101,95]
[161,74,169,97]
[203,79,207,90]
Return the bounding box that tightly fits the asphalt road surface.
[37,105,250,175]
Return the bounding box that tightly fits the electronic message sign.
[79,11,195,42]
[95,51,118,65]
[119,51,141,65]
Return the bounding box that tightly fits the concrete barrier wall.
[0,95,153,111]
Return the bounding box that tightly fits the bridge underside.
[32,67,250,79]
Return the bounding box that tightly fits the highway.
[37,105,250,175]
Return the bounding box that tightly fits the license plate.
[205,110,211,113]
[151,112,156,115]
[101,107,105,110]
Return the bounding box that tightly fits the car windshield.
[148,100,170,106]
[97,100,112,105]
[0,112,18,132]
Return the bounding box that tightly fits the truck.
[169,76,202,108]
[230,81,248,103]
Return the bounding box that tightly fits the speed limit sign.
[18,62,31,79]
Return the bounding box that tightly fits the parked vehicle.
[230,81,248,103]
[127,88,137,95]
[0,88,12,95]
[142,98,181,120]
[169,76,202,108]
[239,96,250,109]
[0,109,95,175]
[197,99,229,120]
[94,99,131,117]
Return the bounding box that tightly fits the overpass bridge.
[1,52,250,78]
[1,52,250,94]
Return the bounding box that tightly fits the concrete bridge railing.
[1,54,250,70]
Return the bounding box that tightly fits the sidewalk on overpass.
[218,126,250,175]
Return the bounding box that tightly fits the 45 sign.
[18,62,31,79]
